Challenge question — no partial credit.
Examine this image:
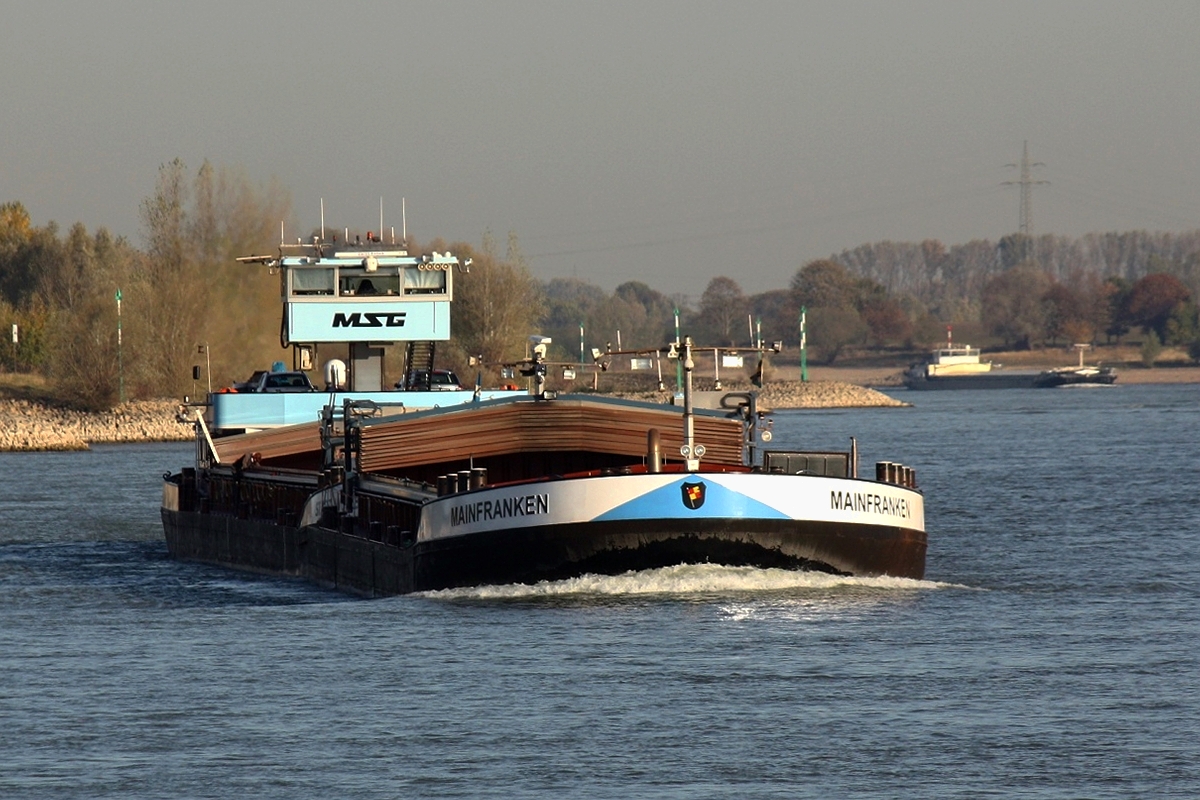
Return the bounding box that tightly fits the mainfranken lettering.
[830,490,910,518]
[332,312,406,328]
[450,493,550,527]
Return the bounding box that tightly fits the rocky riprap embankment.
[756,380,908,408]
[612,380,909,409]
[0,399,192,452]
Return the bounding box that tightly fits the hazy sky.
[4,1,1199,296]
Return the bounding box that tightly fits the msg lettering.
[331,312,406,328]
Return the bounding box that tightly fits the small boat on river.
[161,232,928,595]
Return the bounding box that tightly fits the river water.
[2,384,1198,798]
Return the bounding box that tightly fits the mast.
[680,336,704,471]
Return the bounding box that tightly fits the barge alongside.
[1033,345,1118,388]
[162,232,927,595]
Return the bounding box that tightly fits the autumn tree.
[693,276,747,346]
[449,231,544,376]
[980,264,1052,349]
[48,291,124,408]
[1064,270,1115,345]
[0,212,66,313]
[531,276,686,366]
[131,159,290,396]
[791,259,859,308]
[860,296,913,346]
[747,289,796,346]
[997,233,1035,270]
[0,297,50,373]
[136,158,205,393]
[1041,282,1085,346]
[43,228,143,407]
[0,204,144,386]
[1121,273,1193,344]
[588,281,676,351]
[616,281,677,347]
[539,277,608,362]
[189,163,291,388]
[790,259,868,363]
[1165,303,1200,346]
[1103,277,1132,343]
[0,201,34,307]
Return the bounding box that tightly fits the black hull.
[903,371,1039,390]
[162,508,418,595]
[162,508,927,597]
[1032,369,1118,388]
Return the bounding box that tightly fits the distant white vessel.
[903,331,1038,390]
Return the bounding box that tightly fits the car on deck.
[235,370,317,393]
[398,369,463,391]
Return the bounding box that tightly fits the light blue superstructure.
[201,239,523,434]
[288,300,450,343]
[209,389,522,430]
[280,248,458,345]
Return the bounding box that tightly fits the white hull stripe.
[418,473,924,542]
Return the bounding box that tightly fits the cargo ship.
[161,233,928,595]
[903,334,1039,390]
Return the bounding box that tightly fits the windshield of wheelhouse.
[403,267,447,295]
[289,267,334,296]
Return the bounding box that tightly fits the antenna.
[320,198,325,241]
[279,220,284,245]
[1002,140,1049,235]
[379,197,384,241]
[402,198,407,245]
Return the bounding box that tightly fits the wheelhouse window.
[290,268,335,296]
[287,263,447,298]
[403,267,447,295]
[339,268,401,296]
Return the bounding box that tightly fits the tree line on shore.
[3,159,1199,408]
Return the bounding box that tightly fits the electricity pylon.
[1002,140,1049,235]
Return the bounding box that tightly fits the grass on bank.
[0,372,65,405]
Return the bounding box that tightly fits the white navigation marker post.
[116,288,125,403]
[800,306,808,383]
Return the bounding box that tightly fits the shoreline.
[2,381,904,453]
[610,380,908,410]
[1,399,193,453]
[2,367,1192,453]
